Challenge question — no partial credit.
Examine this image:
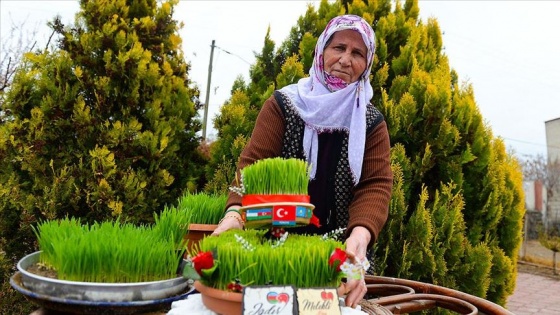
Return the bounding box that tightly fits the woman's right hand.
[211,207,244,236]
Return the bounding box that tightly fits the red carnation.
[227,282,243,292]
[192,251,214,275]
[328,248,348,272]
[271,227,286,238]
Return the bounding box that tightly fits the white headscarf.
[279,15,376,185]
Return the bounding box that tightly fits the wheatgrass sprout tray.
[34,217,182,283]
[238,157,310,196]
[195,229,345,290]
[233,158,315,229]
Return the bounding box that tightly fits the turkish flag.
[272,205,296,222]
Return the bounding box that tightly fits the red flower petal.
[328,248,348,271]
[192,251,214,275]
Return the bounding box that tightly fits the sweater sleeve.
[346,120,393,247]
[225,95,285,210]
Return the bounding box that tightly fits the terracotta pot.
[194,280,347,315]
[184,224,217,254]
[194,281,242,315]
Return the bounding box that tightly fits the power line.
[214,45,252,66]
[503,138,547,148]
[503,138,560,151]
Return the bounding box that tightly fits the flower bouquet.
[231,157,318,229]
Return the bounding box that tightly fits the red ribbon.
[310,215,321,228]
[242,194,310,206]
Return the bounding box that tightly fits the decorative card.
[296,288,341,315]
[243,285,296,315]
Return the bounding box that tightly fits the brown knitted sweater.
[226,93,393,246]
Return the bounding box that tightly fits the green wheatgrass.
[34,192,227,283]
[177,192,227,225]
[197,229,344,289]
[241,158,309,195]
[34,218,179,283]
[153,205,189,249]
[153,192,227,248]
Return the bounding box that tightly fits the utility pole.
[202,39,215,140]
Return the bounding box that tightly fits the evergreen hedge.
[0,1,205,311]
[207,0,524,307]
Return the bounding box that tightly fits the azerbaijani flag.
[245,208,272,220]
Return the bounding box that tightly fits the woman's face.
[323,29,368,84]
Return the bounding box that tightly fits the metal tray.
[17,251,190,302]
[10,271,194,314]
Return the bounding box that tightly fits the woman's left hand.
[340,226,371,308]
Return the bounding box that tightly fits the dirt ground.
[518,239,560,279]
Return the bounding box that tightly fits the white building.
[546,117,560,161]
[545,117,560,226]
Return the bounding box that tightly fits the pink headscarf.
[279,15,376,185]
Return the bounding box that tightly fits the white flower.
[340,258,368,280]
[234,234,255,251]
[321,227,346,240]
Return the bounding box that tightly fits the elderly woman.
[213,14,393,307]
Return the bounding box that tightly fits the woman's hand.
[211,207,244,236]
[339,226,371,308]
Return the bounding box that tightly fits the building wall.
[535,180,544,211]
[523,180,547,239]
[523,180,546,213]
[524,181,536,211]
[545,118,560,226]
[546,118,560,162]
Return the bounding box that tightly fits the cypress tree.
[208,0,524,306]
[0,0,203,275]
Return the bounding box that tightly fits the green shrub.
[0,0,206,308]
[0,0,204,273]
[0,250,34,314]
[207,0,525,306]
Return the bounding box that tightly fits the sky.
[1,0,559,158]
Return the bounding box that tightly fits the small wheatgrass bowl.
[231,158,316,229]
